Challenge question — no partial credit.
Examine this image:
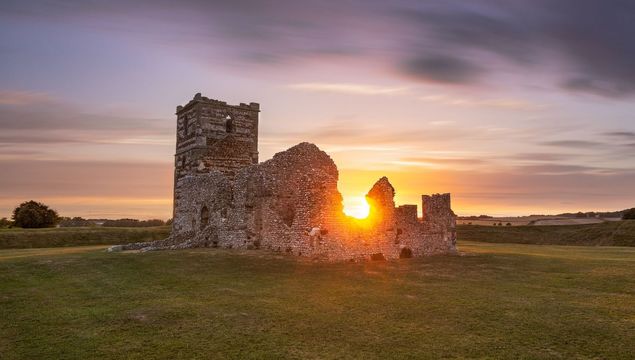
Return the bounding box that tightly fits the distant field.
[0,226,171,249]
[456,217,619,226]
[458,220,635,246]
[532,218,619,225]
[1,242,634,359]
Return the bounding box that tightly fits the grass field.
[0,226,171,249]
[458,220,635,246]
[457,217,621,226]
[3,221,634,251]
[1,242,634,359]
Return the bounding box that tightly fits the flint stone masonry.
[123,94,457,261]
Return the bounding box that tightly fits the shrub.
[0,217,12,228]
[623,208,635,220]
[12,201,59,228]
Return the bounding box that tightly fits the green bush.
[12,201,59,228]
[0,217,12,228]
[623,208,635,220]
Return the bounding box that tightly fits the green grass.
[1,242,634,359]
[5,221,633,251]
[458,220,635,246]
[0,226,171,249]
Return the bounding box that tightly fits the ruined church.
[125,93,457,260]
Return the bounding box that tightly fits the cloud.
[5,1,635,97]
[0,90,52,105]
[0,159,172,197]
[288,83,408,95]
[514,164,613,176]
[397,1,635,96]
[0,91,173,147]
[506,153,576,162]
[261,122,483,150]
[394,156,489,170]
[604,131,635,139]
[401,55,483,84]
[400,157,487,165]
[540,140,605,149]
[419,94,543,110]
[0,159,173,219]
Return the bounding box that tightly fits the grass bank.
[458,220,635,246]
[0,226,171,249]
[1,242,634,359]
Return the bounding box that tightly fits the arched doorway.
[399,247,413,259]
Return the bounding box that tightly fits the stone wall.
[123,95,457,261]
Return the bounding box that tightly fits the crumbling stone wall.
[123,94,457,261]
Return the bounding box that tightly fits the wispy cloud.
[603,131,635,139]
[5,1,635,97]
[0,90,52,105]
[506,153,578,162]
[540,140,606,149]
[419,94,544,110]
[288,83,408,95]
[0,90,173,150]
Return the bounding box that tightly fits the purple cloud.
[3,1,635,96]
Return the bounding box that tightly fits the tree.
[12,201,60,228]
[623,208,635,220]
[0,217,12,228]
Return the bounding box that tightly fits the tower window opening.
[225,115,234,133]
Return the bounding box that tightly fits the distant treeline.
[553,210,625,218]
[59,217,172,228]
[457,215,494,220]
[458,210,626,220]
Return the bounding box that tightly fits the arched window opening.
[225,115,234,133]
[200,206,210,230]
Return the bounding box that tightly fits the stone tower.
[173,93,260,216]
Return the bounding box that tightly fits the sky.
[1,0,634,219]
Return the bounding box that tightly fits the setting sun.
[343,196,370,219]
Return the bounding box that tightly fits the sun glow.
[343,196,370,219]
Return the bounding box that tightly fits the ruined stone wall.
[419,194,457,254]
[127,94,457,261]
[164,141,456,261]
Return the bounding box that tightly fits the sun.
[343,196,370,219]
